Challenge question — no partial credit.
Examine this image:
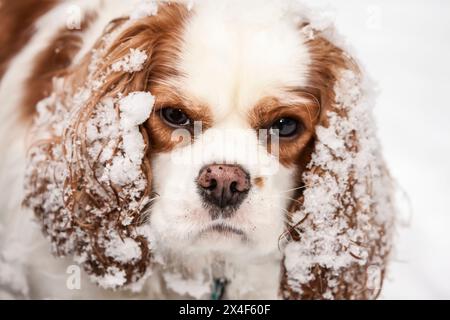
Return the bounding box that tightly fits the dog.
[0,0,395,299]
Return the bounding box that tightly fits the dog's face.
[146,5,320,258]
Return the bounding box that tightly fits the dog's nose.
[197,164,251,210]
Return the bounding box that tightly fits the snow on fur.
[103,92,154,186]
[282,69,394,299]
[130,0,159,21]
[111,49,148,73]
[24,35,155,289]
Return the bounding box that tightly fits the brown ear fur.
[20,12,97,122]
[24,3,189,288]
[0,0,58,80]
[280,28,395,300]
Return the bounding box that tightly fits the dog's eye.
[269,117,301,138]
[160,107,192,127]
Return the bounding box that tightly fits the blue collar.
[211,278,228,300]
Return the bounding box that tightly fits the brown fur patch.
[0,0,58,81]
[248,94,321,167]
[305,35,354,124]
[147,84,213,153]
[20,11,97,122]
[253,177,265,189]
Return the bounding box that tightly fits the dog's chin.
[161,225,252,257]
[151,219,262,259]
[191,223,250,252]
[159,225,283,263]
[149,200,284,259]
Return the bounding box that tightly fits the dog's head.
[24,1,394,298]
[147,2,323,259]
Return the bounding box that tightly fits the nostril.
[229,181,238,193]
[208,178,218,191]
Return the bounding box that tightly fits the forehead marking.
[176,5,311,123]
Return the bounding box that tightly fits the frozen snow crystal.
[130,0,159,20]
[92,266,127,290]
[119,92,154,129]
[104,92,154,186]
[105,234,142,264]
[111,49,148,73]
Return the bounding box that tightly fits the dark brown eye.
[160,107,191,127]
[269,117,301,138]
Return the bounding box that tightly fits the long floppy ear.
[23,4,189,290]
[280,26,395,299]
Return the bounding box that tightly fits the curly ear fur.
[280,27,395,299]
[23,3,189,289]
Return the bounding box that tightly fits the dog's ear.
[280,29,395,299]
[23,4,189,290]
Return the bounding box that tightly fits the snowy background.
[301,0,450,299]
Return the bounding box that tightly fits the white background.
[302,0,450,299]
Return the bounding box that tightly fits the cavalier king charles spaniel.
[0,0,395,299]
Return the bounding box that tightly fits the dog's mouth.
[197,223,248,241]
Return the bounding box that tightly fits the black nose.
[197,164,251,214]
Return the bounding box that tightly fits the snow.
[130,0,159,21]
[111,49,148,73]
[92,266,127,290]
[105,236,142,264]
[300,0,450,299]
[163,272,211,299]
[119,92,154,129]
[186,0,195,11]
[104,92,154,186]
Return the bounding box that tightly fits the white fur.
[0,0,311,299]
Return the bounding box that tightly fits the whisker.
[268,203,298,251]
[279,185,308,193]
[138,192,197,224]
[137,193,161,224]
[268,195,303,205]
[279,181,320,194]
[274,205,291,215]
